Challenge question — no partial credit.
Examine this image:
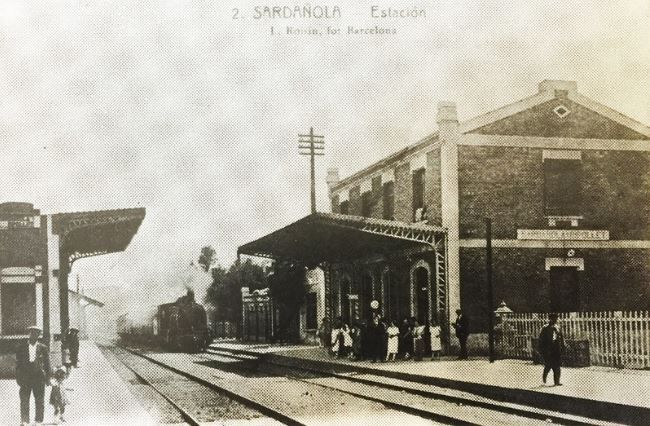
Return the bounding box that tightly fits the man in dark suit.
[16,326,51,425]
[539,313,564,386]
[67,327,80,368]
[453,309,470,359]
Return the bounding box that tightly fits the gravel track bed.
[101,345,270,424]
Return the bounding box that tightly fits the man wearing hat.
[15,326,51,425]
[66,327,80,368]
[538,313,565,386]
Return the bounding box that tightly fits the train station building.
[239,80,650,349]
[0,202,145,375]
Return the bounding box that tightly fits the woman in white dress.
[386,320,400,361]
[430,320,442,360]
[341,324,353,358]
[330,326,341,358]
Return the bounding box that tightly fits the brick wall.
[460,247,650,331]
[369,176,383,218]
[394,163,412,222]
[458,145,545,238]
[348,186,361,216]
[582,150,650,239]
[425,148,442,225]
[330,194,340,214]
[458,145,650,240]
[470,98,650,140]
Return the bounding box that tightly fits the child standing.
[62,343,72,376]
[50,367,70,424]
[386,320,400,361]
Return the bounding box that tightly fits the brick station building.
[239,79,650,349]
[0,202,145,375]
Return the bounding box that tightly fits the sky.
[1,0,649,296]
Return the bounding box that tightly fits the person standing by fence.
[539,313,564,386]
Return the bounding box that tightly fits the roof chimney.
[436,101,458,123]
[326,167,340,190]
[538,80,577,93]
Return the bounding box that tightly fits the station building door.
[550,266,580,312]
[414,267,430,325]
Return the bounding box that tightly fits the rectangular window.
[339,200,349,215]
[361,192,372,217]
[382,181,394,220]
[412,168,425,221]
[305,292,317,329]
[544,159,582,216]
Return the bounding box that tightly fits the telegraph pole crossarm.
[298,127,325,214]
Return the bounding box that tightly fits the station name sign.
[517,229,610,241]
[0,216,40,230]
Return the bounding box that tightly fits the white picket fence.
[499,311,650,369]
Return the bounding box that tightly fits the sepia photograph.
[1,1,649,425]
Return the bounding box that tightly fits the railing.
[498,311,650,369]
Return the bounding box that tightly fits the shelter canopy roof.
[238,213,446,265]
[52,208,146,265]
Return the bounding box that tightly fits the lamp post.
[494,301,513,360]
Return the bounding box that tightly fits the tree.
[198,246,216,272]
[205,258,267,326]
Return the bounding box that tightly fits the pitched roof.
[331,80,650,192]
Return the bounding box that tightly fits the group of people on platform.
[15,325,80,425]
[318,308,471,363]
[319,310,469,363]
[319,308,565,386]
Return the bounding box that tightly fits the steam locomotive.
[117,290,210,353]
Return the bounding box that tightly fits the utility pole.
[485,217,495,362]
[298,127,324,214]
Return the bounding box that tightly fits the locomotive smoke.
[122,261,212,328]
[182,262,212,305]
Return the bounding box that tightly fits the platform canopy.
[53,208,146,266]
[238,213,447,265]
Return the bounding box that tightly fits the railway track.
[100,344,282,425]
[201,349,620,426]
[107,343,620,425]
[111,344,441,425]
